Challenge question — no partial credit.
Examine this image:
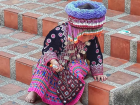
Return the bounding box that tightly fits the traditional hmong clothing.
[28,0,106,105]
[28,23,103,105]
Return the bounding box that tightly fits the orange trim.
[50,64,52,67]
[68,31,103,43]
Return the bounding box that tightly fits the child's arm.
[41,25,64,66]
[86,37,107,81]
[50,59,64,72]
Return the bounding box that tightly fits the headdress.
[65,0,107,43]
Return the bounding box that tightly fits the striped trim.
[32,78,57,95]
[72,67,88,76]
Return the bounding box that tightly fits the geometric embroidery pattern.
[57,68,84,104]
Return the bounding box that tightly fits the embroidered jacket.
[42,23,103,77]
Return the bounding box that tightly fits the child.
[25,0,107,105]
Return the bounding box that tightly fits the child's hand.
[94,75,107,82]
[50,59,64,72]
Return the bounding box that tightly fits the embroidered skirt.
[28,59,90,105]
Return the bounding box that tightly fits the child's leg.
[75,100,83,105]
[25,91,37,103]
[25,58,62,105]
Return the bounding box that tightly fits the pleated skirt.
[28,58,90,105]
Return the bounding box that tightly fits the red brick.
[108,0,125,12]
[9,44,38,54]
[30,52,42,59]
[111,33,134,60]
[104,21,128,29]
[42,17,62,36]
[0,5,3,9]
[67,0,77,2]
[88,81,115,105]
[0,52,15,78]
[56,1,70,7]
[11,32,35,40]
[106,9,123,17]
[127,26,140,36]
[0,38,17,47]
[19,3,41,10]
[4,8,22,29]
[119,15,140,22]
[22,12,41,34]
[91,0,102,2]
[107,71,138,85]
[36,7,62,14]
[0,80,3,84]
[0,0,23,5]
[125,63,140,74]
[104,56,128,67]
[2,101,19,105]
[98,34,104,53]
[67,0,102,2]
[38,0,60,4]
[30,37,45,45]
[55,12,68,19]
[131,0,140,16]
[137,41,140,63]
[23,12,41,18]
[103,67,110,72]
[0,27,14,35]
[0,84,25,96]
[98,30,108,53]
[16,58,36,85]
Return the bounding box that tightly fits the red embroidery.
[97,55,101,59]
[92,61,96,65]
[51,34,55,38]
[96,49,99,53]
[49,47,53,51]
[55,27,60,31]
[47,38,51,43]
[90,64,103,76]
[99,59,102,63]
[58,32,63,37]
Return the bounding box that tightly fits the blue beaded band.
[65,0,107,19]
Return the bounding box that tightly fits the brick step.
[0,0,140,62]
[0,75,46,105]
[0,27,140,104]
[0,0,140,104]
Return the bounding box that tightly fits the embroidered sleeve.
[41,25,64,65]
[86,37,103,77]
[41,51,58,65]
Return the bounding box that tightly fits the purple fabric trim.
[90,63,103,76]
[65,1,107,19]
[68,15,105,26]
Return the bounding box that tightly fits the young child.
[25,0,107,105]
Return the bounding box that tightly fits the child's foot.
[75,101,83,105]
[25,91,37,103]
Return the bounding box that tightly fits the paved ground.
[1,52,140,105]
[0,75,46,105]
[0,0,140,105]
[0,0,140,62]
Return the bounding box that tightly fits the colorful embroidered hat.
[65,0,107,43]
